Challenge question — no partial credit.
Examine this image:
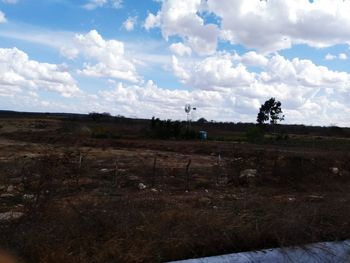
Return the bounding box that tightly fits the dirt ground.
[0,118,349,263]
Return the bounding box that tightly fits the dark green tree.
[257,98,285,125]
[197,117,208,124]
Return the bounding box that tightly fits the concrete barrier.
[168,240,350,263]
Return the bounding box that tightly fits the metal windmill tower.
[185,104,197,129]
[185,104,191,128]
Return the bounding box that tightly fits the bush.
[245,126,264,143]
[150,117,198,139]
[88,112,114,122]
[150,118,180,139]
[197,117,208,124]
[181,127,199,140]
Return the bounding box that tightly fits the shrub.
[150,117,198,139]
[150,118,181,139]
[181,127,199,140]
[88,112,114,122]
[245,126,264,143]
[197,117,208,124]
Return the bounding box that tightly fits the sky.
[0,0,350,126]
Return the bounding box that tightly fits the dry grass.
[0,118,350,262]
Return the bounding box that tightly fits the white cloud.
[207,0,350,53]
[325,52,348,60]
[0,48,81,98]
[0,11,6,23]
[61,30,141,83]
[97,80,236,121]
[167,52,350,125]
[2,49,349,125]
[171,56,190,82]
[60,46,79,60]
[172,52,256,90]
[239,51,268,67]
[339,53,348,60]
[169,42,192,56]
[147,0,350,53]
[144,0,220,55]
[90,72,350,126]
[123,16,137,31]
[325,53,336,60]
[3,0,350,126]
[84,0,122,10]
[144,12,161,30]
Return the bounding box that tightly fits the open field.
[0,114,350,262]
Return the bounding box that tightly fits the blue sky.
[0,0,350,126]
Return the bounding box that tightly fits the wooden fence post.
[152,156,157,187]
[186,159,192,191]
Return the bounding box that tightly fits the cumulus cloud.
[84,0,122,10]
[97,80,237,121]
[144,0,220,55]
[123,16,137,31]
[172,52,256,90]
[169,42,192,56]
[60,46,79,60]
[144,12,161,30]
[168,51,350,126]
[147,0,350,53]
[171,56,190,82]
[2,48,349,125]
[237,51,268,67]
[61,30,141,83]
[0,48,81,97]
[90,70,350,126]
[207,0,350,53]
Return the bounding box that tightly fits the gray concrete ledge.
[168,240,350,263]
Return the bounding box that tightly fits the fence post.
[152,156,157,187]
[186,159,192,191]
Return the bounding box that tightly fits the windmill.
[185,104,191,128]
[185,104,197,128]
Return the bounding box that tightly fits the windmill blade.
[185,104,191,113]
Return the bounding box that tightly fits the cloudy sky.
[0,0,350,126]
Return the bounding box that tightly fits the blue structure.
[199,131,207,140]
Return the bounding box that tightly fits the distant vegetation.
[0,110,349,142]
[88,112,125,122]
[150,117,198,139]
